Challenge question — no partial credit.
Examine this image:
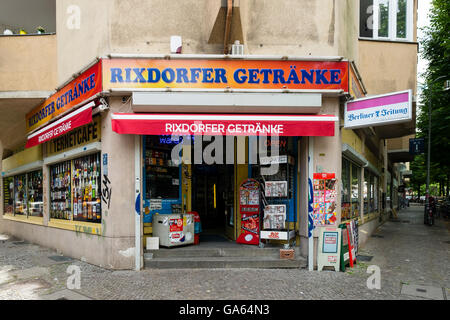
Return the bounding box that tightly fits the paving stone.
[0,205,448,300]
[401,284,445,300]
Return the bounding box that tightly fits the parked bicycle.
[424,196,436,226]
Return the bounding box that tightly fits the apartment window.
[360,0,413,41]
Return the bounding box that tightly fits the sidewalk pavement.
[0,205,448,300]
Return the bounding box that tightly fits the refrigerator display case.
[152,213,195,247]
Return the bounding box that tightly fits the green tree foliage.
[413,0,450,195]
[396,0,407,38]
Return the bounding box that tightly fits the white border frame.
[344,89,412,129]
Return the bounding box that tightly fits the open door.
[230,136,248,241]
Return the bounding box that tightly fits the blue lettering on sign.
[348,107,408,123]
[147,68,161,83]
[28,71,97,127]
[108,66,345,87]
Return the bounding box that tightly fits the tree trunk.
[445,174,450,197]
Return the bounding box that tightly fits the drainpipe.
[308,137,314,271]
[0,140,3,218]
[135,135,143,270]
[223,0,233,54]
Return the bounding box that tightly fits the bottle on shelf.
[83,200,87,220]
[96,198,101,221]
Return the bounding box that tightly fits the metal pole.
[308,137,314,271]
[425,75,446,205]
[426,97,431,204]
[135,135,142,271]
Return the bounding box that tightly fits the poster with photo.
[313,173,337,226]
[263,204,286,230]
[237,179,261,245]
[264,181,288,197]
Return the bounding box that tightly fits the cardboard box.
[146,237,159,250]
[280,249,294,260]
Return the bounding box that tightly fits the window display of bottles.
[14,174,27,215]
[50,153,102,223]
[72,153,101,222]
[50,161,72,220]
[3,177,14,214]
[27,170,43,217]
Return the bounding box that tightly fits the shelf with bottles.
[27,170,43,217]
[145,149,179,167]
[3,176,14,214]
[14,174,27,215]
[50,160,72,220]
[72,153,102,223]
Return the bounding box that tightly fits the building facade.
[0,0,417,270]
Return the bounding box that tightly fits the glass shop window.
[341,158,351,220]
[144,135,182,200]
[72,153,102,223]
[14,174,27,215]
[3,177,14,215]
[27,170,43,217]
[50,160,72,220]
[351,163,361,218]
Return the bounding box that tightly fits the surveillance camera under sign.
[170,36,182,54]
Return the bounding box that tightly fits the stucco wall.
[56,0,111,84]
[56,0,360,83]
[358,41,418,96]
[387,134,415,151]
[0,107,137,270]
[0,35,57,91]
[101,97,136,240]
[314,97,342,222]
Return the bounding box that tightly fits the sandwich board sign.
[317,227,341,272]
[339,223,350,271]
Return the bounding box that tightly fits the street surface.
[0,204,448,300]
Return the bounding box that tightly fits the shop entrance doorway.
[192,163,235,240]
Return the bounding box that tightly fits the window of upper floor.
[360,0,414,42]
[0,0,55,36]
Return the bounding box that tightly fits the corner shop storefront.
[1,55,352,269]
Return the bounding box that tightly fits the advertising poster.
[263,204,286,230]
[313,173,337,226]
[237,179,260,245]
[323,231,339,253]
[264,181,288,197]
[317,227,341,272]
[169,218,183,232]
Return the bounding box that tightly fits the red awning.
[26,101,95,148]
[111,113,338,137]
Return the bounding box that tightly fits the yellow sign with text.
[45,115,101,156]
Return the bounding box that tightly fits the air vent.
[231,40,244,55]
